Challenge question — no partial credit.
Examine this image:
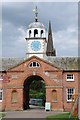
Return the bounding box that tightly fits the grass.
[47,112,78,120]
[0,112,5,118]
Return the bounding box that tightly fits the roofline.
[1,56,79,72]
[6,56,62,71]
[1,69,80,73]
[63,70,80,72]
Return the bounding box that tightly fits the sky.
[0,1,79,57]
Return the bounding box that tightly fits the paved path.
[3,109,63,118]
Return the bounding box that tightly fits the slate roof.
[0,56,80,71]
[0,58,24,71]
[46,57,80,71]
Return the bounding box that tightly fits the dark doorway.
[23,75,46,110]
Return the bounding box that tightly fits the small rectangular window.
[0,75,3,80]
[66,74,74,81]
[66,88,75,102]
[29,62,40,68]
[0,89,3,102]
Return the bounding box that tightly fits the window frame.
[66,74,74,81]
[0,89,3,102]
[0,75,3,81]
[66,88,75,102]
[29,61,40,68]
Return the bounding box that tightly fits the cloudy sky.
[1,1,78,57]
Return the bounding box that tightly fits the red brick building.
[0,7,80,111]
[0,56,80,111]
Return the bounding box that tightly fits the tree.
[29,79,46,99]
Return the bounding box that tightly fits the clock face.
[31,41,41,51]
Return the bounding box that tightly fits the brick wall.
[0,57,79,111]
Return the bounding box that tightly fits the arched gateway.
[23,75,46,110]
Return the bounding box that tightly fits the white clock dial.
[31,41,41,51]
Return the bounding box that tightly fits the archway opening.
[34,29,38,37]
[29,30,31,37]
[23,75,46,110]
[41,30,44,37]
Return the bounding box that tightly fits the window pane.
[67,88,74,101]
[29,62,40,68]
[0,92,2,100]
[67,74,73,79]
[37,63,39,67]
[0,75,3,80]
[0,90,2,101]
[67,74,74,81]
[30,63,32,67]
[33,62,36,66]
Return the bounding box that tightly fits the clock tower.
[25,6,47,59]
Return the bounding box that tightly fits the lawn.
[0,112,5,118]
[47,112,78,120]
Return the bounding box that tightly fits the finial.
[33,6,38,22]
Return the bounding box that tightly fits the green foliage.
[0,113,5,118]
[29,80,46,99]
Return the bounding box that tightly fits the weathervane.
[33,6,38,22]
